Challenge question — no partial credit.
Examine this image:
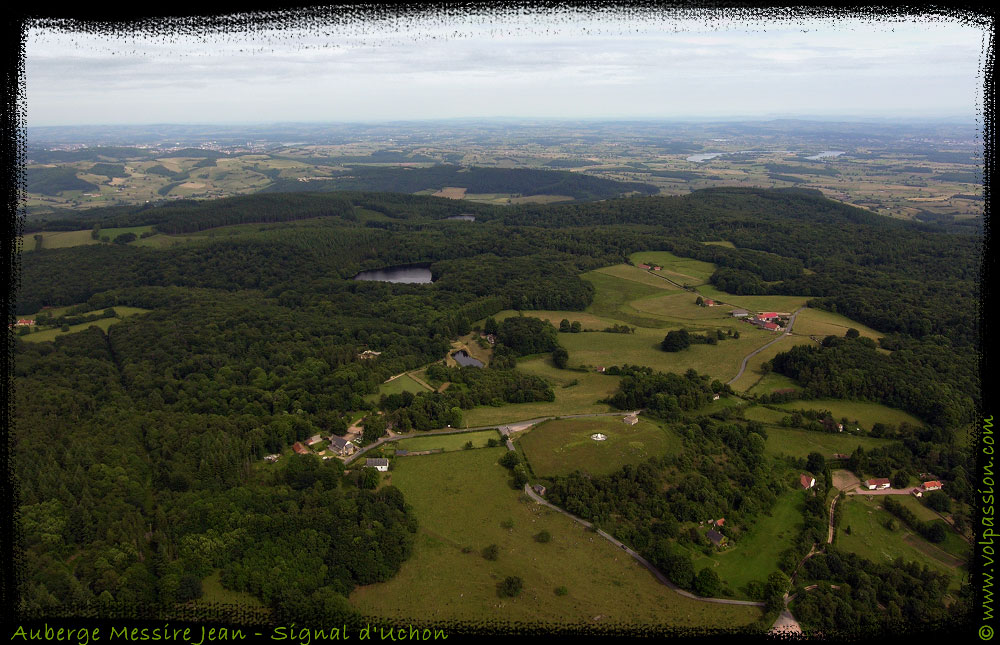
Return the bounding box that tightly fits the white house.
[366,458,389,472]
[865,478,891,490]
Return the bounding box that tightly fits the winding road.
[727,307,805,386]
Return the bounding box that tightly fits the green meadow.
[349,448,762,627]
[20,306,151,343]
[771,399,923,430]
[688,490,804,598]
[518,416,683,478]
[760,426,894,460]
[836,496,967,591]
[393,429,502,453]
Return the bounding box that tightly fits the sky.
[24,9,988,126]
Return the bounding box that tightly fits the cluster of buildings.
[730,310,787,332]
[863,477,945,497]
[636,263,663,271]
[264,433,360,463]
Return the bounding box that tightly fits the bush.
[497,576,523,598]
[482,544,499,561]
[534,530,551,543]
[500,519,514,529]
[554,586,568,596]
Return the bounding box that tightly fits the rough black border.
[1,2,993,643]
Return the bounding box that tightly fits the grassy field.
[630,291,744,324]
[20,229,98,251]
[199,569,265,607]
[518,416,683,478]
[349,448,763,627]
[591,264,682,290]
[461,357,619,427]
[394,429,502,453]
[20,306,151,343]
[365,373,432,403]
[836,496,968,591]
[627,251,717,284]
[772,399,923,430]
[745,372,801,396]
[790,308,883,342]
[689,490,804,598]
[728,335,816,392]
[760,426,894,460]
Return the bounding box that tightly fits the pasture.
[518,416,683,478]
[20,306,150,343]
[688,490,804,598]
[836,496,967,591]
[771,399,923,430]
[461,357,618,427]
[394,429,502,453]
[728,334,816,392]
[627,251,717,284]
[349,448,762,627]
[790,308,883,342]
[760,426,893,460]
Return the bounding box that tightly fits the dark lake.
[352,265,434,284]
[451,350,484,368]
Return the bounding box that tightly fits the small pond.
[451,350,484,368]
[353,265,433,284]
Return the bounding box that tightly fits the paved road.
[523,484,765,608]
[344,410,640,465]
[847,488,916,496]
[727,307,805,386]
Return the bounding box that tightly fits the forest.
[13,184,978,631]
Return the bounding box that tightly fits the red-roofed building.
[637,263,651,270]
[715,518,725,527]
[652,266,662,271]
[921,481,943,491]
[292,442,309,455]
[704,299,717,307]
[759,312,781,321]
[865,478,891,490]
[800,474,816,489]
[15,319,35,326]
[763,322,780,331]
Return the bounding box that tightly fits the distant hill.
[26,167,99,195]
[261,165,659,201]
[27,147,153,163]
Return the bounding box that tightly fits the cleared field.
[702,240,736,248]
[20,229,98,251]
[627,251,717,284]
[381,374,432,396]
[199,569,265,608]
[461,357,619,427]
[631,291,745,324]
[729,334,816,392]
[519,416,682,478]
[791,308,883,342]
[493,309,620,332]
[746,372,800,396]
[394,429,502,453]
[349,448,762,627]
[693,287,810,313]
[761,426,893,460]
[557,326,772,384]
[772,399,923,430]
[592,264,681,290]
[836,496,967,590]
[582,271,674,328]
[432,187,467,199]
[689,490,804,598]
[100,225,155,239]
[20,307,151,343]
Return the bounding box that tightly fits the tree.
[890,470,910,489]
[552,347,569,369]
[661,329,691,352]
[806,452,826,475]
[482,544,499,561]
[693,567,720,597]
[484,317,498,336]
[845,328,860,339]
[570,321,582,333]
[499,451,520,469]
[696,296,704,306]
[925,491,951,513]
[559,319,571,332]
[359,467,380,489]
[498,576,523,597]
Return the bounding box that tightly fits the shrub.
[554,586,568,596]
[482,544,499,561]
[497,576,523,598]
[534,530,551,543]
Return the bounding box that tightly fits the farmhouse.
[595,366,606,373]
[800,474,816,489]
[707,529,725,546]
[15,319,36,326]
[328,435,356,456]
[307,434,323,446]
[703,299,717,307]
[921,480,943,491]
[865,477,891,490]
[357,350,382,360]
[623,414,639,426]
[533,484,547,496]
[730,309,750,318]
[637,263,651,269]
[715,518,725,527]
[758,312,781,321]
[292,442,310,455]
[366,458,389,472]
[762,322,780,332]
[264,454,280,463]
